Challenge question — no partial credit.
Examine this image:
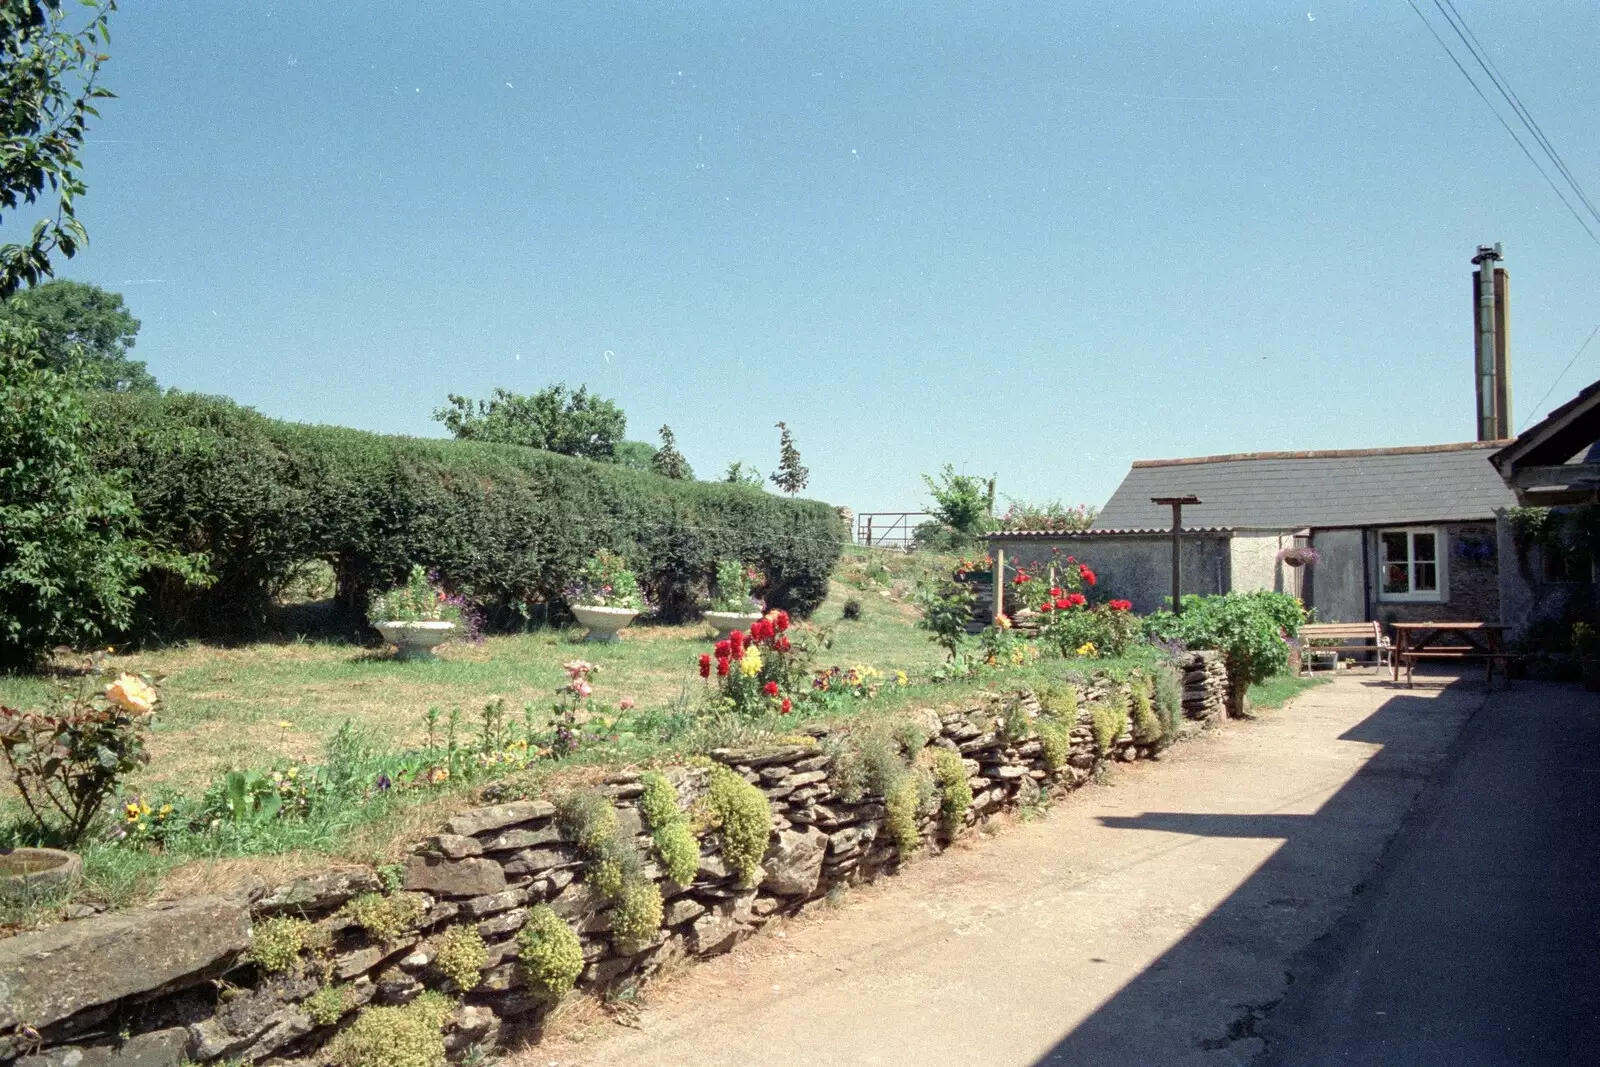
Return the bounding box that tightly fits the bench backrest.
[1301,622,1381,641]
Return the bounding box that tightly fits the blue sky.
[31,0,1600,513]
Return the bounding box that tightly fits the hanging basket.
[1276,546,1321,568]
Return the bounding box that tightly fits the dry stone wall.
[0,666,1231,1067]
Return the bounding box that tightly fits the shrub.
[1130,677,1163,744]
[83,390,845,636]
[708,558,761,612]
[433,925,488,991]
[929,748,972,833]
[913,578,975,661]
[841,597,863,621]
[1152,664,1184,738]
[304,983,355,1026]
[884,772,924,858]
[565,548,644,611]
[1091,690,1129,756]
[638,772,699,886]
[1146,592,1304,716]
[0,672,156,844]
[517,905,584,1001]
[0,327,168,669]
[345,892,427,943]
[556,787,645,899]
[327,991,454,1067]
[249,916,312,974]
[611,879,664,954]
[998,694,1031,743]
[706,765,771,887]
[1036,717,1072,772]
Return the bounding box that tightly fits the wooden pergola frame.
[1490,378,1600,506]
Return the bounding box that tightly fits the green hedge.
[86,392,845,639]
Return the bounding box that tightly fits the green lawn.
[1246,672,1328,710]
[0,557,950,794]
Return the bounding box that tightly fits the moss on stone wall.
[707,766,772,886]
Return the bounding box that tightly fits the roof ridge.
[1130,440,1511,468]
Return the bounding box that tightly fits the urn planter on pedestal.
[375,620,457,660]
[0,847,81,901]
[572,604,638,643]
[701,610,763,640]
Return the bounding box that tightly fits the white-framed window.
[1378,527,1446,602]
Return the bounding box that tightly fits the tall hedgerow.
[83,391,846,638]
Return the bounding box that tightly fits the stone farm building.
[985,440,1579,636]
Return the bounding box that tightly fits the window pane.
[1381,532,1409,564]
[1384,563,1410,594]
[1413,532,1437,562]
[1414,562,1437,591]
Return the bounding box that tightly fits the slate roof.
[1093,441,1518,531]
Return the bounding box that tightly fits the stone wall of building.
[1375,523,1502,626]
[0,668,1232,1067]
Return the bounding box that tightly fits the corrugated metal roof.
[1093,441,1516,530]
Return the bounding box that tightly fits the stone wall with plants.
[0,667,1230,1067]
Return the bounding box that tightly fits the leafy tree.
[432,383,625,460]
[0,278,151,390]
[913,577,976,661]
[0,324,145,669]
[723,460,762,487]
[612,439,656,473]
[914,465,994,551]
[651,425,692,480]
[0,1,118,298]
[770,421,809,496]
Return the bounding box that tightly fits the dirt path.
[510,676,1482,1067]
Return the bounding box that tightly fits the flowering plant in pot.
[368,565,465,659]
[566,549,645,642]
[1276,546,1322,568]
[696,609,803,717]
[702,559,764,637]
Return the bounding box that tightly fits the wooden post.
[865,516,873,547]
[993,548,1005,623]
[1151,496,1201,614]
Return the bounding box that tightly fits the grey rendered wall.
[1229,531,1295,595]
[1309,529,1367,622]
[990,534,1231,614]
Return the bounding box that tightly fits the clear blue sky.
[38,0,1600,514]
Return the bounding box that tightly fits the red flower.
[1049,586,1064,598]
[1078,564,1097,586]
[1065,592,1087,608]
[1013,570,1031,585]
[1109,599,1133,612]
[714,639,731,658]
[1039,601,1054,614]
[716,656,731,677]
[1054,597,1071,610]
[698,653,712,678]
[730,630,745,657]
[780,697,792,715]
[774,610,790,632]
[763,681,779,697]
[775,635,791,653]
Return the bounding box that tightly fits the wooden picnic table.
[1389,621,1510,687]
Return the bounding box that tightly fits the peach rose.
[105,673,157,715]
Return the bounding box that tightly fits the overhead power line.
[1405,0,1600,247]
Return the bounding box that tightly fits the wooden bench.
[1299,621,1391,671]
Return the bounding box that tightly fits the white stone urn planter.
[0,847,82,901]
[702,610,763,639]
[375,620,456,660]
[571,604,638,643]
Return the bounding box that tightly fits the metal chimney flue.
[1472,243,1511,440]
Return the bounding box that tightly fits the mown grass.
[0,558,947,795]
[1246,672,1328,710]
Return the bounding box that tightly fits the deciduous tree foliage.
[432,383,626,461]
[0,324,144,668]
[770,421,809,496]
[86,392,845,637]
[0,1,117,297]
[651,424,692,481]
[0,278,152,390]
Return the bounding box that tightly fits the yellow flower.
[277,721,293,729]
[285,767,297,779]
[159,804,173,817]
[104,674,157,715]
[895,670,908,688]
[740,646,764,677]
[993,614,1012,630]
[124,802,141,822]
[1076,642,1098,657]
